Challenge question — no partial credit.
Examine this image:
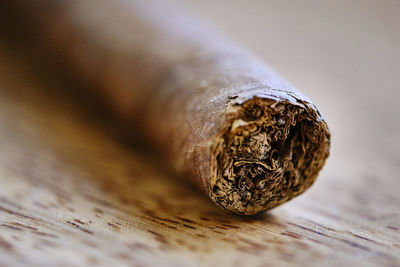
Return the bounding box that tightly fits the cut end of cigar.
[210,93,330,215]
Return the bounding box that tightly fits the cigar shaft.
[5,0,330,215]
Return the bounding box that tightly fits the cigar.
[5,0,330,215]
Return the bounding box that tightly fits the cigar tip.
[210,94,330,215]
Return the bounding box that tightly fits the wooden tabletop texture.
[0,1,399,266]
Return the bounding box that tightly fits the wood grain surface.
[0,1,399,266]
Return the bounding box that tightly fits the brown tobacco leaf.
[210,92,330,215]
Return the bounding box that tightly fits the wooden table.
[0,1,399,266]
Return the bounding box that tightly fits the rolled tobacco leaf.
[6,0,330,215]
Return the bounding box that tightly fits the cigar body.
[6,0,330,215]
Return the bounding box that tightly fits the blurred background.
[0,1,399,266]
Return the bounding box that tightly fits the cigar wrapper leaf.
[4,0,330,215]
